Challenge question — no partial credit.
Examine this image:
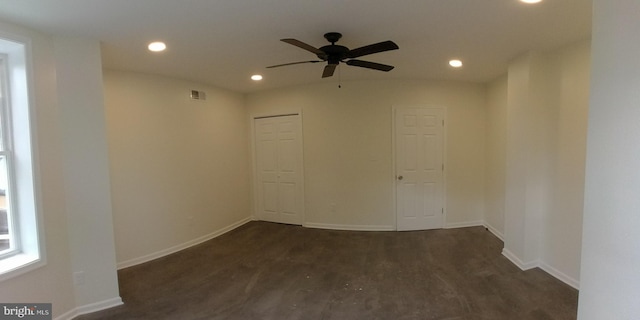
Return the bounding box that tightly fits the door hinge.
[441,208,444,214]
[442,163,444,171]
[442,119,445,126]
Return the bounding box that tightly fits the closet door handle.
[397,175,404,181]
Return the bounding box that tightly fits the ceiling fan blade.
[346,40,399,59]
[281,38,325,56]
[346,59,395,72]
[322,64,337,78]
[267,60,322,68]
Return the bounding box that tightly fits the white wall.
[103,70,252,267]
[488,40,590,288]
[484,75,507,238]
[246,80,486,229]
[503,52,555,268]
[542,40,590,288]
[578,0,640,318]
[53,37,121,311]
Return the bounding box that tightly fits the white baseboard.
[74,297,124,317]
[304,222,395,232]
[539,261,580,290]
[443,220,504,241]
[502,249,580,289]
[117,217,253,269]
[445,220,484,229]
[54,297,123,320]
[483,222,505,241]
[55,308,77,320]
[501,248,539,270]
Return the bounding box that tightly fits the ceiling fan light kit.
[267,32,399,78]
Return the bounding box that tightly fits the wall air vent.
[190,90,206,100]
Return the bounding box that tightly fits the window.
[0,34,44,280]
[0,59,11,254]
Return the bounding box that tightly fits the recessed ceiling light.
[449,59,463,68]
[520,0,542,3]
[148,42,166,52]
[251,75,263,81]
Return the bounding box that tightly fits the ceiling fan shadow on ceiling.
[267,32,399,78]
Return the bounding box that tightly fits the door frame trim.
[391,105,448,231]
[249,109,305,224]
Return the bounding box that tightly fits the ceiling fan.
[267,32,399,78]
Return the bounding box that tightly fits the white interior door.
[254,115,304,225]
[395,107,445,231]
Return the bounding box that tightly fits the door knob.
[397,175,403,180]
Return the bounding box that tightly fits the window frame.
[0,33,46,281]
[0,53,18,258]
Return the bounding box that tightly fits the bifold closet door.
[254,115,303,225]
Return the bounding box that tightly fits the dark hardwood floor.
[77,221,578,320]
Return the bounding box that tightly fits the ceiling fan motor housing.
[318,44,349,64]
[317,32,347,64]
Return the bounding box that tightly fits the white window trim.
[0,53,17,257]
[0,32,46,281]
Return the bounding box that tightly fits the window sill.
[0,253,44,282]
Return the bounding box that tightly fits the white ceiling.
[0,0,592,93]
